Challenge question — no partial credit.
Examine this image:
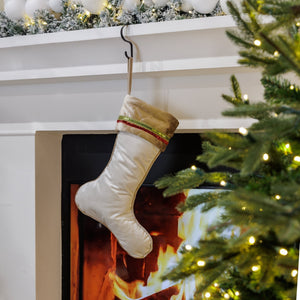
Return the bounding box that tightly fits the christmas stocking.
[75,95,179,258]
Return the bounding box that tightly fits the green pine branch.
[262,76,300,105]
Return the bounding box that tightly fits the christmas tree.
[155,0,300,299]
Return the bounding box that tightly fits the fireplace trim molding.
[0,15,258,136]
[0,16,237,83]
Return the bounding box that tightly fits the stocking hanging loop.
[121,25,133,95]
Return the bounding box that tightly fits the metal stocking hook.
[120,25,133,59]
[120,25,134,95]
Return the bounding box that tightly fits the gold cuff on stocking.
[116,95,179,152]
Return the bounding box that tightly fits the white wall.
[0,135,35,300]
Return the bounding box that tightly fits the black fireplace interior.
[61,133,212,300]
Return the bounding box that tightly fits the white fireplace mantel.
[0,16,238,81]
[0,15,260,135]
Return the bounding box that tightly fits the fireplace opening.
[61,134,223,300]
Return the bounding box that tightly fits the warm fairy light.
[239,127,248,136]
[235,291,240,296]
[220,180,227,187]
[214,283,219,287]
[185,244,192,251]
[252,265,260,272]
[279,248,288,256]
[274,51,279,57]
[228,147,232,150]
[259,208,263,212]
[188,10,193,14]
[290,85,295,90]
[275,195,281,200]
[297,22,300,27]
[254,39,261,46]
[205,292,211,298]
[291,269,298,277]
[191,165,197,170]
[243,94,249,101]
[107,3,112,8]
[24,15,35,27]
[263,153,269,161]
[249,236,256,245]
[242,206,246,210]
[224,293,230,299]
[197,260,206,267]
[294,156,300,162]
[285,143,290,149]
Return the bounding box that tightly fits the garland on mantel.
[0,0,226,38]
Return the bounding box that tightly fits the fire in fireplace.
[70,185,220,300]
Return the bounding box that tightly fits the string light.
[204,292,211,298]
[242,206,246,210]
[243,94,249,101]
[228,147,232,150]
[191,165,197,170]
[290,85,295,90]
[259,208,263,212]
[197,260,206,267]
[275,195,281,200]
[220,180,227,187]
[39,19,47,25]
[252,265,260,272]
[24,15,35,27]
[185,244,192,251]
[294,156,300,162]
[291,269,298,277]
[235,291,240,296]
[279,248,288,256]
[274,51,279,57]
[214,283,219,287]
[224,293,230,299]
[263,153,269,161]
[239,127,248,136]
[285,143,290,149]
[254,39,262,46]
[249,236,256,245]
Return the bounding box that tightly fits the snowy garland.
[0,0,235,38]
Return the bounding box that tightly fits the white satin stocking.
[75,132,160,258]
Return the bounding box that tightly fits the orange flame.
[109,190,214,300]
[110,245,179,300]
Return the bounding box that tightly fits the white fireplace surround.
[0,16,264,300]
